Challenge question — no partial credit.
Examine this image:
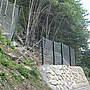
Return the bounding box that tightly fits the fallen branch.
[16,34,24,45]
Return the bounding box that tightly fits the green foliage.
[6,40,11,46]
[10,48,14,53]
[0,30,11,46]
[17,64,40,80]
[11,72,24,82]
[0,53,5,59]
[11,72,18,80]
[81,49,90,68]
[83,67,90,77]
[0,35,12,47]
[9,0,89,52]
[17,64,30,79]
[5,0,90,86]
[0,46,5,54]
[0,36,5,44]
[77,49,82,66]
[0,71,8,81]
[30,68,39,79]
[24,59,34,66]
[11,46,15,50]
[9,82,14,86]
[80,49,90,77]
[0,58,15,70]
[13,61,18,66]
[31,77,43,89]
[0,47,15,70]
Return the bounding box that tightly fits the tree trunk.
[25,0,34,45]
[10,0,17,40]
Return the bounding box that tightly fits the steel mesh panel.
[43,38,53,65]
[63,44,70,66]
[41,37,75,66]
[0,0,18,39]
[55,42,61,65]
[71,48,75,66]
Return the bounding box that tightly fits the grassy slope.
[0,39,50,90]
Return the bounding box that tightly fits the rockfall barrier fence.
[0,0,18,40]
[41,37,76,66]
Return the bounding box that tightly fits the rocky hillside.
[0,34,50,90]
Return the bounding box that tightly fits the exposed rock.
[58,65,62,70]
[49,79,58,85]
[46,69,55,76]
[7,53,18,60]
[39,65,89,90]
[39,67,45,72]
[55,70,61,75]
[56,85,60,90]
[0,83,2,86]
[0,41,2,44]
[21,75,25,79]
[24,66,32,70]
[14,87,18,90]
[47,74,58,80]
[59,85,64,90]
[32,62,37,65]
[11,41,16,46]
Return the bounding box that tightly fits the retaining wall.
[39,65,89,90]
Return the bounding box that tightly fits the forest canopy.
[9,0,89,48]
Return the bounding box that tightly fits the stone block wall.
[39,65,89,90]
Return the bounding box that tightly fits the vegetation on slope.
[0,31,50,90]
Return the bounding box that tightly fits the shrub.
[17,64,30,79]
[11,72,18,80]
[0,53,5,59]
[83,67,90,77]
[11,72,24,82]
[0,46,5,54]
[0,71,8,81]
[0,36,5,44]
[30,68,39,79]
[10,48,14,53]
[11,46,15,50]
[24,59,34,66]
[13,61,18,66]
[6,40,11,46]
[0,58,15,70]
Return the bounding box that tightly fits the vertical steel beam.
[69,46,71,66]
[61,43,63,65]
[41,37,44,65]
[53,41,55,65]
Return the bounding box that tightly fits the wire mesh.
[0,0,18,39]
[71,48,75,66]
[55,42,61,65]
[42,37,75,66]
[63,44,70,66]
[43,37,53,65]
